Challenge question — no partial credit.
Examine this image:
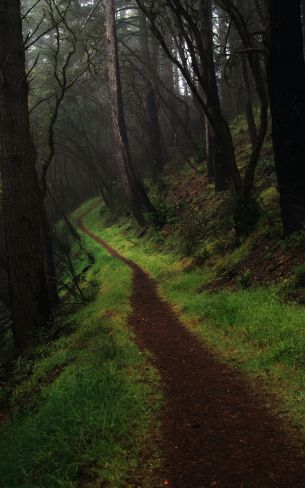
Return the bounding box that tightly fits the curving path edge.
[78,208,305,488]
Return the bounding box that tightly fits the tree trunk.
[104,0,155,226]
[205,116,215,181]
[237,0,258,149]
[200,0,236,191]
[228,7,244,118]
[218,7,234,118]
[139,9,165,175]
[302,0,305,55]
[241,55,258,150]
[0,0,51,348]
[137,0,241,192]
[162,34,179,146]
[266,0,305,234]
[146,89,164,175]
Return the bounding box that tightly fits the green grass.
[0,202,161,488]
[84,199,305,432]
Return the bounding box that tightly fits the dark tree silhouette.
[0,0,51,348]
[104,0,156,226]
[267,0,305,234]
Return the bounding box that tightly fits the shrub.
[237,269,252,289]
[233,197,261,236]
[294,263,305,288]
[148,184,175,227]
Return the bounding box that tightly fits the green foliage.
[54,221,94,303]
[148,183,176,227]
[289,231,305,250]
[178,218,205,256]
[216,263,236,281]
[233,196,261,236]
[237,269,252,289]
[191,287,305,369]
[192,242,212,265]
[260,158,275,173]
[294,263,305,288]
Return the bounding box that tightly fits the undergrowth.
[84,199,305,434]
[0,201,161,488]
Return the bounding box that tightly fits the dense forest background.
[3,2,305,486]
[0,0,305,351]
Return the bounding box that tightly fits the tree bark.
[218,7,234,118]
[217,0,269,205]
[241,55,258,149]
[0,0,51,348]
[266,0,305,234]
[237,0,258,149]
[138,8,165,175]
[205,118,215,182]
[200,0,235,191]
[302,0,305,55]
[104,0,155,226]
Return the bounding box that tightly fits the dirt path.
[78,215,305,488]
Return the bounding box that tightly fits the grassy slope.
[0,202,161,488]
[1,111,304,485]
[83,197,305,437]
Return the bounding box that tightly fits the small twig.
[26,52,40,79]
[29,93,55,114]
[22,0,42,20]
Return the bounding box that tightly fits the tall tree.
[235,0,258,150]
[266,0,305,234]
[302,0,305,53]
[138,8,165,175]
[0,0,51,347]
[200,0,226,188]
[137,0,241,193]
[217,0,268,206]
[104,0,155,226]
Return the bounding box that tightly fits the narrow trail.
[78,213,305,488]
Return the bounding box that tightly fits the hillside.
[78,114,305,435]
[2,113,305,487]
[158,116,301,291]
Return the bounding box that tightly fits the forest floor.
[3,117,305,486]
[0,202,161,488]
[78,203,305,488]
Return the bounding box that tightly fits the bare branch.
[22,0,42,20]
[29,93,55,114]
